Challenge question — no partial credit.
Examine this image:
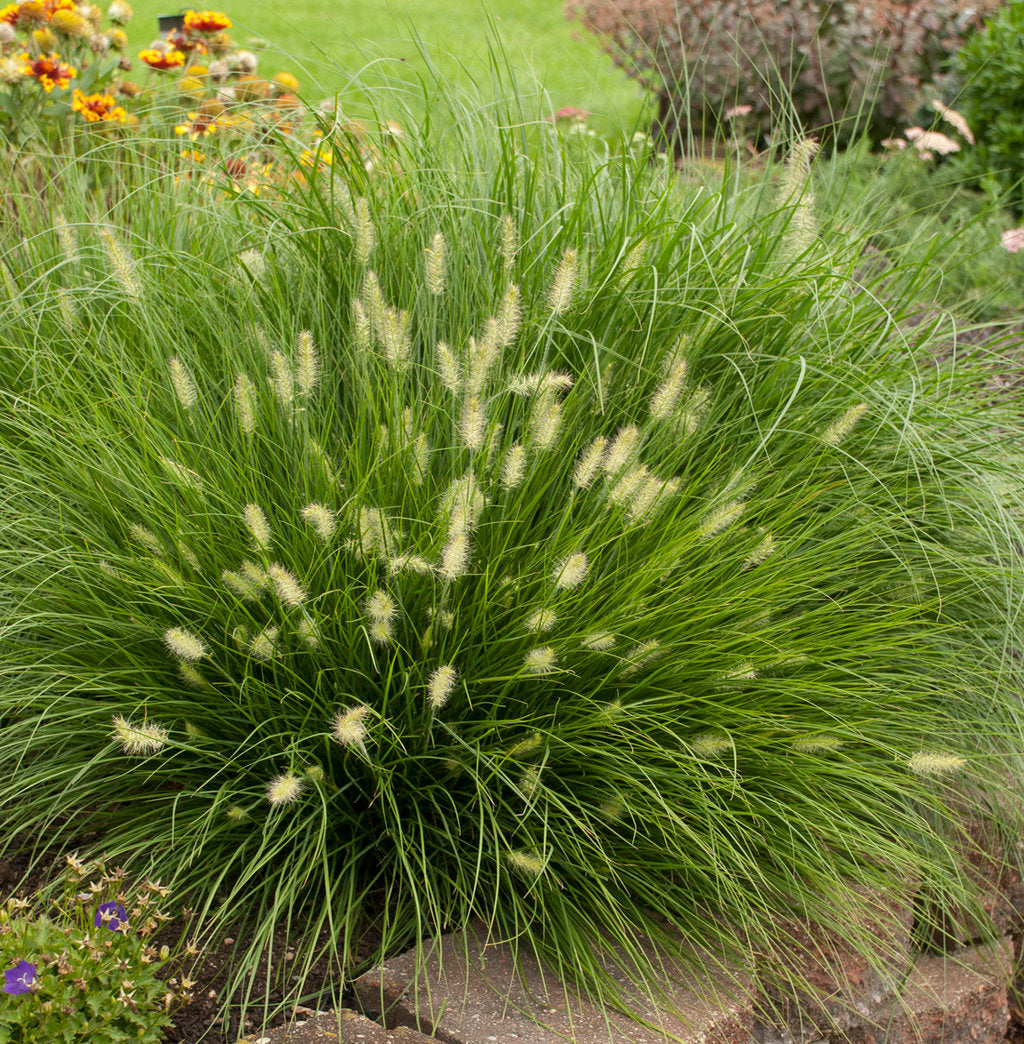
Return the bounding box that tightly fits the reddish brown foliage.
[566,0,1001,147]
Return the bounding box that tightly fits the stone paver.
[756,889,915,1039]
[915,814,1024,950]
[836,940,1012,1044]
[353,922,755,1043]
[237,1008,433,1044]
[953,818,1023,944]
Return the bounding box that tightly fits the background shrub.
[566,0,1000,148]
[953,1,1024,211]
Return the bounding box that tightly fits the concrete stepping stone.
[353,921,755,1043]
[757,889,915,1038]
[838,940,1012,1044]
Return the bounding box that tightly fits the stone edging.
[243,816,1023,1044]
[244,936,1013,1044]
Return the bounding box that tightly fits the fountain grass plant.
[1,68,1023,1032]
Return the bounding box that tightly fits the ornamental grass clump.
[0,85,1022,1026]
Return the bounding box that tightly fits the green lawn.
[124,0,647,133]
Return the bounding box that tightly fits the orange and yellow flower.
[205,29,231,54]
[0,55,26,84]
[232,73,268,101]
[271,70,299,93]
[6,1,45,26]
[299,147,333,171]
[177,74,205,99]
[274,92,301,113]
[71,87,126,123]
[48,7,89,37]
[138,47,184,69]
[32,26,57,48]
[165,27,206,54]
[173,108,222,138]
[106,0,132,25]
[6,0,75,23]
[174,106,249,139]
[182,8,229,32]
[77,1,102,25]
[19,50,76,91]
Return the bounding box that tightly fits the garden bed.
[4,11,1024,1038]
[5,811,1023,1044]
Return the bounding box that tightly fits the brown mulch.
[1008,930,1024,1043]
[163,925,354,1044]
[163,917,386,1044]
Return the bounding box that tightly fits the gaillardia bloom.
[272,70,299,93]
[138,47,184,69]
[165,26,205,54]
[2,960,37,995]
[72,87,127,123]
[183,8,229,32]
[8,2,45,26]
[30,25,56,48]
[20,51,76,91]
[93,901,129,931]
[48,7,88,36]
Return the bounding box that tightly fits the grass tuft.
[0,65,1022,1030]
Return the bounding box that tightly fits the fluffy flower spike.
[332,705,371,748]
[163,627,207,662]
[427,664,457,709]
[553,552,588,590]
[243,503,271,550]
[266,772,303,806]
[111,715,167,755]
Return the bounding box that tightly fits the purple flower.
[93,901,129,932]
[3,960,37,995]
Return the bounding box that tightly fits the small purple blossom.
[3,960,37,995]
[93,901,129,932]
